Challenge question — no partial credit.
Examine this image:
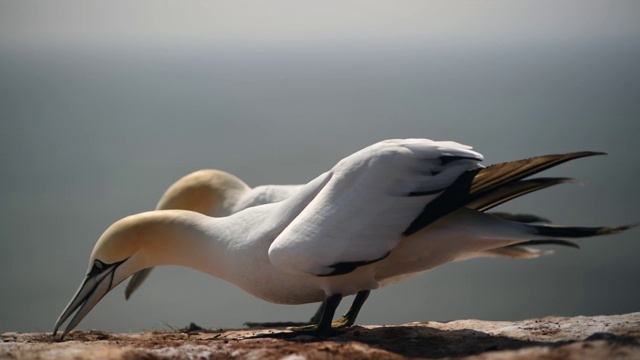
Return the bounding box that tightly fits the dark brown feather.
[489,212,551,223]
[403,151,605,236]
[468,177,574,212]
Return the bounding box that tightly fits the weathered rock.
[2,313,639,359]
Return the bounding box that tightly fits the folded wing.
[268,139,484,276]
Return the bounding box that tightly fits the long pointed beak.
[53,259,127,339]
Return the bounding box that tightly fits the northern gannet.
[124,169,302,300]
[126,167,561,329]
[53,139,633,339]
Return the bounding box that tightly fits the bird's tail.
[475,215,636,260]
[404,152,604,235]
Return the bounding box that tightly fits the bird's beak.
[53,258,128,340]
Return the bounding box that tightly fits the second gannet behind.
[124,169,302,299]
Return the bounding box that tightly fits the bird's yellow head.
[53,209,209,340]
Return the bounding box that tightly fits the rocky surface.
[2,313,639,359]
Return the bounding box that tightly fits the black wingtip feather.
[318,252,391,277]
[532,223,636,238]
[470,177,576,212]
[403,152,606,236]
[490,212,552,223]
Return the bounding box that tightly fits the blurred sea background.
[1,1,639,334]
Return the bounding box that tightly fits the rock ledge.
[2,313,639,359]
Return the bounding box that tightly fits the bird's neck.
[129,210,242,281]
[126,172,333,285]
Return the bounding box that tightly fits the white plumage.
[124,168,302,299]
[53,138,632,339]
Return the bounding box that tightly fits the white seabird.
[52,139,632,339]
[126,167,562,328]
[124,168,302,300]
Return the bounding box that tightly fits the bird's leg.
[246,290,359,335]
[291,294,343,336]
[331,290,370,328]
[313,294,343,336]
[296,290,369,331]
[308,301,326,324]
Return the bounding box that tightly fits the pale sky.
[1,1,639,47]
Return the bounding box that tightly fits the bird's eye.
[94,260,104,269]
[86,258,129,278]
[87,259,106,277]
